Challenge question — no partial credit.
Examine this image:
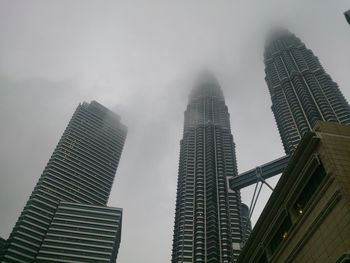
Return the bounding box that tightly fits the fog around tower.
[1,1,350,262]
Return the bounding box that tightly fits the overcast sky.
[0,1,349,262]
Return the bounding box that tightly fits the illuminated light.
[295,203,303,215]
[283,232,288,239]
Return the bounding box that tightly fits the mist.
[1,1,350,262]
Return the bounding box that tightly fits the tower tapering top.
[264,28,303,59]
[266,27,291,41]
[197,69,219,85]
[189,70,223,100]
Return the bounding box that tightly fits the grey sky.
[0,1,349,262]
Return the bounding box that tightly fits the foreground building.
[171,73,245,263]
[0,101,127,263]
[237,122,350,263]
[264,30,350,154]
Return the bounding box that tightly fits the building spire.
[190,69,224,100]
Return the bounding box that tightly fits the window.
[268,215,292,255]
[293,163,326,217]
[257,252,268,263]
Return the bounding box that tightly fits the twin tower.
[1,30,349,263]
[171,30,350,263]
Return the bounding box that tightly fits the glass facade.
[240,203,252,246]
[171,73,244,263]
[0,101,127,263]
[36,202,122,263]
[264,30,350,154]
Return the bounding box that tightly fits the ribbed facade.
[0,238,5,252]
[264,30,350,154]
[171,73,243,263]
[0,101,127,263]
[36,202,122,263]
[239,204,251,246]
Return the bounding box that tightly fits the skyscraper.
[171,73,243,263]
[264,30,350,154]
[0,101,127,263]
[240,203,252,246]
[36,203,122,263]
[0,238,5,252]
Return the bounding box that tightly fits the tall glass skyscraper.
[240,204,252,246]
[0,101,127,263]
[171,73,243,263]
[264,30,350,154]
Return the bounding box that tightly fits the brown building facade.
[238,122,350,263]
